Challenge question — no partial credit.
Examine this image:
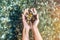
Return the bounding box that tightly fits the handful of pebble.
[25,9,37,25]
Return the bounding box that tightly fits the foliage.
[0,0,59,40]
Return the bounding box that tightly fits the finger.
[34,14,39,25]
[36,14,39,20]
[33,8,37,14]
[30,8,34,13]
[24,8,29,15]
[30,8,34,12]
[31,8,37,15]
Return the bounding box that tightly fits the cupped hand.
[22,8,31,30]
[31,8,39,27]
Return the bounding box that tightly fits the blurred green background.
[0,0,60,40]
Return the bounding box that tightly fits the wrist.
[23,27,30,31]
[31,26,38,30]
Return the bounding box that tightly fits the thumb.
[36,14,39,20]
[22,14,26,23]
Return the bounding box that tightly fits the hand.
[30,8,42,40]
[33,14,39,27]
[22,9,30,40]
[22,8,31,30]
[31,8,39,27]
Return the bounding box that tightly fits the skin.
[22,8,43,40]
